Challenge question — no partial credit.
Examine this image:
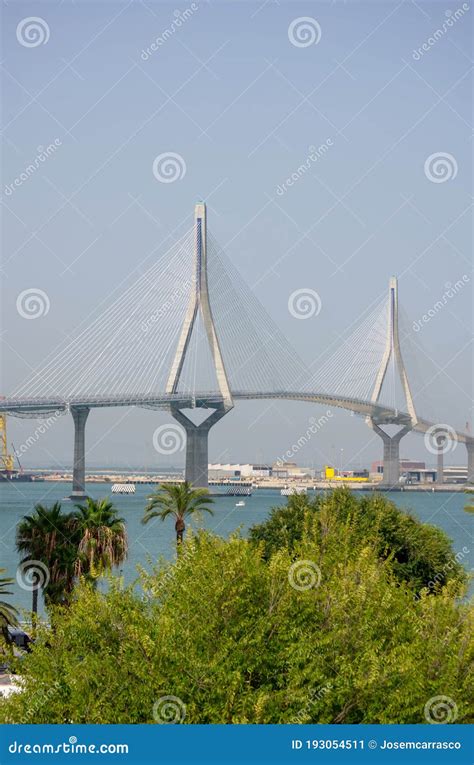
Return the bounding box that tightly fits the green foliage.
[142,481,214,544]
[16,503,80,610]
[249,488,467,594]
[73,497,128,582]
[1,520,472,724]
[15,499,127,610]
[464,490,474,515]
[249,492,319,559]
[0,568,19,645]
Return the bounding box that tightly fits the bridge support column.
[433,433,447,485]
[171,406,228,489]
[431,430,453,484]
[70,406,89,500]
[466,442,474,484]
[368,421,411,487]
[437,448,444,485]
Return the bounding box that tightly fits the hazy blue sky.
[1,0,472,472]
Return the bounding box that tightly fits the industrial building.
[208,463,272,480]
[371,460,468,484]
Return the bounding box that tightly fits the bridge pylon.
[167,202,233,488]
[70,406,90,499]
[367,276,417,487]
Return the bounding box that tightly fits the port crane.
[0,413,14,473]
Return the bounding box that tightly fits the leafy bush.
[1,495,472,724]
[249,488,467,594]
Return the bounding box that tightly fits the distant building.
[208,463,272,479]
[400,468,436,484]
[321,466,369,482]
[272,461,311,478]
[441,466,468,484]
[251,464,273,477]
[340,469,369,479]
[371,459,425,476]
[371,460,467,484]
[402,466,467,484]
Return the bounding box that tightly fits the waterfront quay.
[7,471,468,493]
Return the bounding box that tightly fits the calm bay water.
[0,482,472,612]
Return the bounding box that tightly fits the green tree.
[0,569,19,645]
[16,502,79,614]
[1,524,472,724]
[142,482,214,546]
[249,492,315,559]
[250,488,467,594]
[73,498,128,582]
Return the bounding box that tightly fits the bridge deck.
[0,392,470,444]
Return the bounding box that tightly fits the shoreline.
[1,475,468,492]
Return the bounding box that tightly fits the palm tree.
[73,498,128,582]
[16,502,78,615]
[142,481,214,546]
[0,569,19,644]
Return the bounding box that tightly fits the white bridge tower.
[168,202,233,487]
[367,276,417,487]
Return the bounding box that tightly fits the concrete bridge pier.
[437,447,444,485]
[171,405,228,489]
[433,432,447,485]
[70,406,90,500]
[466,441,474,484]
[368,420,412,487]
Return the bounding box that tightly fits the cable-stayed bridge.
[2,203,472,496]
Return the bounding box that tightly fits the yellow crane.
[0,413,15,473]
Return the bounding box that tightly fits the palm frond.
[0,569,19,630]
[141,482,214,541]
